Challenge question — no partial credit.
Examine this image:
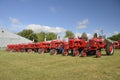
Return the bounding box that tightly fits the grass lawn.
[0,49,120,80]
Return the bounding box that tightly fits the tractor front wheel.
[62,49,68,56]
[27,49,33,53]
[96,50,101,58]
[73,49,79,56]
[81,50,87,57]
[106,43,114,55]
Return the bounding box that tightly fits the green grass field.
[0,50,120,80]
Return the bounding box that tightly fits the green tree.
[108,33,120,41]
[65,30,74,38]
[46,32,57,40]
[93,33,98,38]
[29,33,38,42]
[17,29,38,42]
[36,32,45,42]
[81,32,88,40]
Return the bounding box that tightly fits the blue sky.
[0,0,120,38]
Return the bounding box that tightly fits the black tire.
[106,43,114,55]
[44,49,49,53]
[73,49,79,56]
[38,49,44,54]
[81,50,87,57]
[50,49,57,55]
[34,49,38,53]
[96,50,101,58]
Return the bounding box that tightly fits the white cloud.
[77,19,88,29]
[26,24,66,34]
[9,17,24,32]
[9,17,22,25]
[94,29,103,33]
[113,31,119,35]
[94,30,99,33]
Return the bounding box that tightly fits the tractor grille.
[89,40,97,47]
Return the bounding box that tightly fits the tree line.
[17,29,57,42]
[17,29,90,42]
[108,33,120,41]
[18,29,120,42]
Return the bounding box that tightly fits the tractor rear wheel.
[62,49,68,56]
[27,49,33,53]
[96,50,101,58]
[73,49,79,56]
[50,49,57,55]
[106,43,114,55]
[81,50,87,57]
[38,49,44,54]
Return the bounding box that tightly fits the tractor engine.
[88,38,105,51]
[62,37,87,56]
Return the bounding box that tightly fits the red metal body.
[19,43,28,52]
[63,37,87,56]
[37,41,50,54]
[88,38,106,51]
[25,43,37,52]
[69,38,87,50]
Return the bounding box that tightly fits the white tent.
[0,27,32,49]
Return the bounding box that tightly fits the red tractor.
[62,37,87,56]
[7,44,20,52]
[7,44,15,52]
[25,43,38,53]
[6,41,51,53]
[50,40,64,55]
[82,37,114,58]
[37,41,50,54]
